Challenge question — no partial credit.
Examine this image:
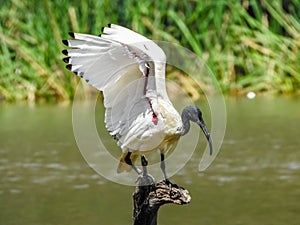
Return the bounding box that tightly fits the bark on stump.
[133,179,191,225]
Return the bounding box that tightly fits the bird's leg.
[141,155,148,176]
[160,153,174,194]
[124,152,141,175]
[160,153,170,184]
[138,155,155,185]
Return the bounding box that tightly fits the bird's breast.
[157,98,183,136]
[118,97,182,153]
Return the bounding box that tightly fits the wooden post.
[133,178,191,225]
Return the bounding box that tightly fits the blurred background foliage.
[0,0,299,102]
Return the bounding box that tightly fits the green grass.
[0,0,299,102]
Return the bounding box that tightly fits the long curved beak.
[197,119,213,155]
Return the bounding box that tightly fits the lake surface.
[0,97,300,225]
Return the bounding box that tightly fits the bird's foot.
[164,178,171,185]
[135,155,155,186]
[163,179,175,192]
[136,172,155,186]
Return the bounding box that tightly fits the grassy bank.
[0,0,299,102]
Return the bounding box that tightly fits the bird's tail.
[117,152,139,173]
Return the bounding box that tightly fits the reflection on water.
[0,97,300,225]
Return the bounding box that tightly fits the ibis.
[62,24,212,181]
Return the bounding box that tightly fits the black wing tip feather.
[99,24,111,36]
[62,57,70,63]
[99,27,104,36]
[62,39,69,46]
[66,64,72,70]
[62,49,68,56]
[68,32,75,38]
[64,64,86,80]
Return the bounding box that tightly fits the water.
[0,97,300,225]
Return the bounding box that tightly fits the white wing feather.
[63,24,172,151]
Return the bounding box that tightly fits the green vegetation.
[0,0,299,102]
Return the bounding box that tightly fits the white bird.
[62,24,212,181]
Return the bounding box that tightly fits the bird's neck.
[181,113,190,136]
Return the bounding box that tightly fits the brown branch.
[133,179,191,225]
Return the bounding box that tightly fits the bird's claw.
[136,173,155,186]
[164,178,170,185]
[164,179,174,192]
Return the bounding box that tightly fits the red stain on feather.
[152,113,158,125]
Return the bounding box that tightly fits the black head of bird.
[181,106,213,155]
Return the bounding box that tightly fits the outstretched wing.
[62,24,169,150]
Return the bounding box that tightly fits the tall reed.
[0,0,299,102]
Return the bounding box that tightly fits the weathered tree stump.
[133,178,191,225]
